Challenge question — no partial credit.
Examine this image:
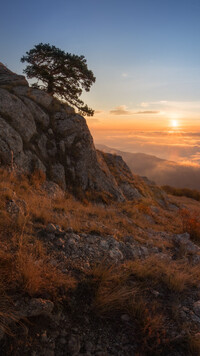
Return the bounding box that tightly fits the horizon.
[1,0,200,165]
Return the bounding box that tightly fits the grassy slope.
[0,168,200,355]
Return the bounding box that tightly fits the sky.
[1,0,200,162]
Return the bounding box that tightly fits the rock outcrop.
[0,63,166,203]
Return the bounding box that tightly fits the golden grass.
[0,167,181,243]
[89,262,169,355]
[162,185,200,202]
[1,167,200,354]
[180,208,200,244]
[0,168,77,335]
[91,257,200,318]
[125,256,200,292]
[86,257,200,354]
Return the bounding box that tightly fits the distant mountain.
[96,144,200,190]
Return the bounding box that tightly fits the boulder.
[0,88,36,142]
[0,62,28,87]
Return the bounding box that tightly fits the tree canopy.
[21,43,96,116]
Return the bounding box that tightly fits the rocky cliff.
[0,63,166,204]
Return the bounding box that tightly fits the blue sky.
[1,0,200,149]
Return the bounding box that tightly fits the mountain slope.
[97,144,200,190]
[1,64,200,356]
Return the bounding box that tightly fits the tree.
[21,43,96,116]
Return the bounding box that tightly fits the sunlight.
[171,120,178,128]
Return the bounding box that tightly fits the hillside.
[97,144,200,191]
[1,167,200,355]
[0,63,168,205]
[0,65,200,356]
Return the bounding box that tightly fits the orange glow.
[171,120,178,128]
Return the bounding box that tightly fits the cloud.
[135,110,160,114]
[86,118,100,123]
[94,110,103,114]
[110,105,132,115]
[96,143,200,190]
[140,102,149,107]
[110,106,160,116]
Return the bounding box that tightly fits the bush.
[180,209,200,244]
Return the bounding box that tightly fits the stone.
[22,97,50,127]
[173,233,199,254]
[37,134,48,160]
[49,163,66,190]
[55,238,65,247]
[0,116,23,166]
[99,240,109,250]
[25,88,53,109]
[193,301,200,317]
[68,335,81,355]
[20,151,46,173]
[120,182,142,200]
[121,314,130,322]
[109,248,123,261]
[0,63,28,87]
[0,88,36,142]
[15,298,54,318]
[46,223,57,233]
[6,199,20,216]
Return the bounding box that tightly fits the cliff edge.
[0,63,166,203]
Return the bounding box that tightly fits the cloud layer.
[109,105,160,115]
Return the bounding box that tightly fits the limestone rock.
[22,97,50,127]
[15,298,54,318]
[0,63,166,202]
[0,88,36,142]
[0,116,23,165]
[193,301,200,317]
[0,62,28,87]
[49,163,66,190]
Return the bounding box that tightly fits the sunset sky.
[1,0,200,162]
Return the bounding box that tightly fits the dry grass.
[125,256,200,292]
[86,257,200,355]
[180,208,200,244]
[89,262,169,355]
[162,185,200,202]
[1,166,200,354]
[0,167,181,244]
[0,168,77,336]
[91,256,200,316]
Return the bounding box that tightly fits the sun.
[171,120,178,128]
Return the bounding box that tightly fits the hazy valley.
[97,144,200,191]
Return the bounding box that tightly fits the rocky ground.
[1,172,200,356]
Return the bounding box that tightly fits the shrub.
[180,209,200,244]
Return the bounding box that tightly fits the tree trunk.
[47,78,54,95]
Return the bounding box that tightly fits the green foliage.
[21,43,96,116]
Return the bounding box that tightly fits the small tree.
[21,43,96,116]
